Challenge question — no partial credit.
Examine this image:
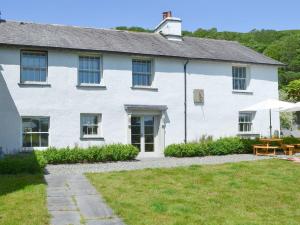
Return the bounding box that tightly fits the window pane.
[145,135,154,143]
[31,118,40,132]
[41,133,49,147]
[92,126,98,135]
[23,134,32,147]
[239,113,252,132]
[21,52,47,82]
[31,133,40,147]
[40,118,49,132]
[22,117,49,147]
[83,126,88,135]
[144,116,154,126]
[131,117,141,126]
[81,114,100,136]
[131,135,141,144]
[131,126,141,135]
[144,126,153,135]
[79,56,101,84]
[132,60,152,86]
[40,70,47,82]
[232,66,247,90]
[145,144,154,152]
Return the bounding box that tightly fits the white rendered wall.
[0,51,21,153]
[0,47,279,155]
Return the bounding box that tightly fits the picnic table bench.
[253,138,300,156]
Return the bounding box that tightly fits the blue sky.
[1,0,300,32]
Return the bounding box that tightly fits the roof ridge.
[4,19,158,36]
[184,36,239,44]
[0,20,283,66]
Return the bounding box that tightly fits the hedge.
[165,137,264,157]
[0,144,139,174]
[42,144,139,164]
[0,152,46,174]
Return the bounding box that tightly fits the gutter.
[184,59,190,143]
[0,43,284,67]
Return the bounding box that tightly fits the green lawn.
[0,174,49,225]
[87,159,300,225]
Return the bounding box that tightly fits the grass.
[0,174,49,225]
[87,159,300,225]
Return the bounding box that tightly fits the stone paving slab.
[48,196,77,211]
[75,195,114,219]
[86,218,125,225]
[45,173,123,225]
[47,187,73,197]
[50,211,81,225]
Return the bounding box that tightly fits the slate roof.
[0,20,283,66]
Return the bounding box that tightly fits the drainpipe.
[184,59,189,143]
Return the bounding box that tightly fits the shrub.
[42,144,139,164]
[0,144,139,174]
[282,136,300,144]
[239,138,261,153]
[208,137,245,155]
[164,137,261,157]
[164,143,210,157]
[0,152,45,174]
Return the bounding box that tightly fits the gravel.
[45,154,270,175]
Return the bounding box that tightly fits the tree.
[284,79,300,101]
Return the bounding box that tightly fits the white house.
[0,12,282,157]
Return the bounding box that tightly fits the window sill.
[131,86,158,91]
[76,84,107,89]
[22,147,48,151]
[18,82,51,87]
[232,90,253,95]
[237,132,260,136]
[80,136,105,140]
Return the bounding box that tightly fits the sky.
[1,0,300,32]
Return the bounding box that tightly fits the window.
[132,59,152,86]
[21,51,47,83]
[232,66,247,90]
[239,112,253,132]
[81,114,101,137]
[79,56,101,85]
[22,117,49,147]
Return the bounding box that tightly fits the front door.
[131,116,155,153]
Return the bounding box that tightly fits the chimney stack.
[162,11,172,20]
[154,11,182,41]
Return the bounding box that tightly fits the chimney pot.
[163,11,172,19]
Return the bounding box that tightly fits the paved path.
[45,154,270,225]
[45,173,124,225]
[45,154,269,175]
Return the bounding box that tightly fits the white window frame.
[238,112,253,133]
[232,65,250,91]
[132,58,154,88]
[80,113,102,139]
[20,50,48,84]
[78,54,103,86]
[22,116,50,148]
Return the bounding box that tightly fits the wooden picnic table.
[253,138,283,156]
[253,145,279,156]
[259,138,283,146]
